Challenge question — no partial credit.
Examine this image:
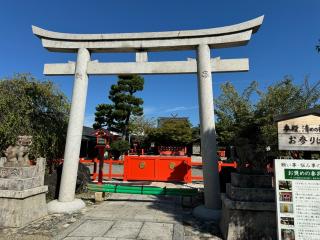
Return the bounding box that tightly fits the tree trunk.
[123,112,131,141]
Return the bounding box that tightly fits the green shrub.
[110,140,130,159]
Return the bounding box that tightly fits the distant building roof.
[157,117,189,127]
[82,126,119,141]
[83,126,95,137]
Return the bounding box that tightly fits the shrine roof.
[274,108,320,122]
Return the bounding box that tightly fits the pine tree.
[94,75,144,140]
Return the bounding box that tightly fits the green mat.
[88,183,198,196]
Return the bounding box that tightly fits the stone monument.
[0,136,48,228]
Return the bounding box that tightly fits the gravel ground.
[0,192,101,240]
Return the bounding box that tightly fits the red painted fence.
[79,156,204,183]
[68,156,236,183]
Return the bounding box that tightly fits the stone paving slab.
[57,193,222,240]
[138,222,173,240]
[64,237,92,240]
[68,220,114,237]
[104,226,141,238]
[104,220,143,239]
[113,220,143,229]
[92,238,116,240]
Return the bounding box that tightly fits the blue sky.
[0,1,319,126]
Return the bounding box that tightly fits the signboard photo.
[275,159,320,240]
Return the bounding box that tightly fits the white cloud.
[143,105,198,116]
[163,105,198,113]
[164,106,187,112]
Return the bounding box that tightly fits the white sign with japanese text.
[275,159,320,240]
[277,115,320,151]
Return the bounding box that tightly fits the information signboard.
[275,159,320,240]
[277,115,320,151]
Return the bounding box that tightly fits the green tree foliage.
[216,76,320,168]
[0,74,69,160]
[215,81,258,147]
[110,139,130,159]
[255,77,320,157]
[94,75,144,140]
[191,124,200,142]
[148,119,193,146]
[128,116,156,145]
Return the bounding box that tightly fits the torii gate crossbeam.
[44,58,249,75]
[32,15,263,216]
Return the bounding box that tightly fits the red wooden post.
[185,157,192,183]
[94,129,109,184]
[108,159,113,180]
[93,157,97,181]
[97,146,104,184]
[123,155,128,181]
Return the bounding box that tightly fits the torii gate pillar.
[59,48,90,203]
[47,48,91,212]
[197,44,220,209]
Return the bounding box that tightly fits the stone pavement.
[55,193,222,240]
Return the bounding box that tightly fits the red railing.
[128,148,145,155]
[158,146,187,156]
[190,160,238,181]
[79,158,124,182]
[218,161,237,172]
[57,157,236,183]
[79,156,204,183]
[190,161,203,181]
[123,155,192,183]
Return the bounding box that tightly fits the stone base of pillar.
[192,205,221,222]
[47,198,85,214]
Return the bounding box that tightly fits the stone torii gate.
[32,16,263,214]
